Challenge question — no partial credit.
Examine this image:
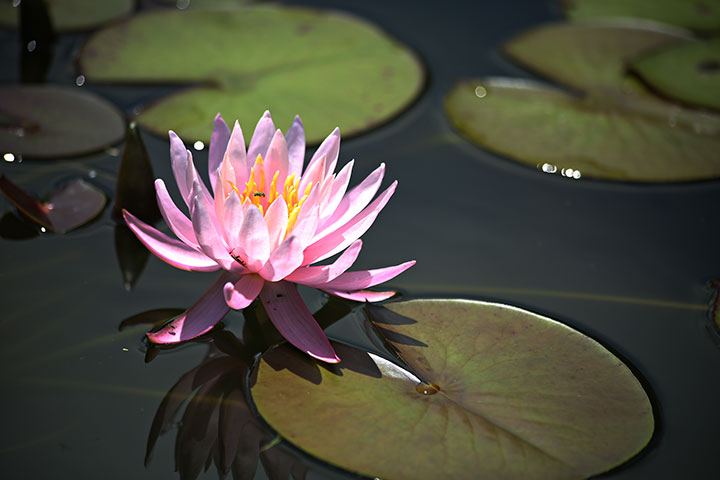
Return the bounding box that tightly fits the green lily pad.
[78,6,424,144]
[251,299,654,479]
[631,39,720,110]
[0,85,126,159]
[503,21,691,94]
[563,0,720,32]
[445,78,720,182]
[0,0,134,32]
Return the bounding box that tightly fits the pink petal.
[259,236,304,282]
[123,210,219,272]
[264,196,289,251]
[247,111,275,165]
[303,181,397,264]
[289,204,320,248]
[286,239,362,285]
[322,288,397,302]
[208,114,231,190]
[223,274,264,309]
[190,185,233,270]
[298,155,325,199]
[259,281,339,363]
[226,120,249,186]
[147,272,233,344]
[238,205,270,271]
[155,179,198,248]
[285,115,305,178]
[169,131,192,206]
[311,260,415,291]
[307,127,340,177]
[318,160,353,224]
[263,129,289,194]
[315,163,385,240]
[223,190,244,249]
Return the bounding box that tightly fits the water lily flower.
[124,112,414,363]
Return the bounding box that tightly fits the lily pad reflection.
[251,299,654,479]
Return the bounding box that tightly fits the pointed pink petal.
[315,163,384,240]
[260,281,339,363]
[263,129,289,194]
[208,114,231,190]
[303,181,397,264]
[286,115,305,178]
[318,160,353,225]
[226,120,249,186]
[307,128,340,177]
[322,288,397,302]
[169,131,192,206]
[147,272,232,344]
[247,111,275,164]
[155,179,198,248]
[190,185,233,270]
[259,236,304,282]
[286,239,362,285]
[238,205,270,271]
[310,260,415,291]
[299,155,325,199]
[223,274,264,309]
[123,210,219,272]
[223,191,244,249]
[264,196,289,251]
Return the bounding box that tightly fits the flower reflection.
[124,112,414,362]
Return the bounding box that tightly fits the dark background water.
[1,1,719,479]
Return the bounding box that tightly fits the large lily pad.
[631,39,720,110]
[251,299,654,479]
[562,0,720,32]
[0,0,134,32]
[78,6,424,144]
[503,21,691,94]
[0,85,126,158]
[445,78,720,182]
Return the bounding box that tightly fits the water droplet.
[26,40,36,52]
[122,347,129,352]
[193,140,205,151]
[106,147,120,157]
[40,227,46,233]
[572,170,581,180]
[415,382,440,395]
[474,85,487,98]
[540,162,557,174]
[3,153,15,163]
[75,75,85,87]
[88,170,97,179]
[176,0,190,9]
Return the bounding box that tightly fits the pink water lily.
[124,112,414,363]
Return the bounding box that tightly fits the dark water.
[1,1,719,479]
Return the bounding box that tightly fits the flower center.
[227,154,312,233]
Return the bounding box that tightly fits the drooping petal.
[223,274,264,309]
[258,236,304,282]
[315,163,385,240]
[237,204,270,271]
[247,111,275,165]
[259,281,339,363]
[155,179,198,248]
[303,181,397,264]
[190,185,233,270]
[208,114,231,190]
[147,272,233,344]
[124,210,219,272]
[322,288,397,302]
[263,129,289,194]
[306,127,340,177]
[285,115,305,178]
[286,239,362,285]
[309,260,416,291]
[169,131,192,206]
[264,196,289,252]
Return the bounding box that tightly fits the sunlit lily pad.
[562,0,720,32]
[0,0,134,32]
[0,175,106,233]
[251,299,654,479]
[631,39,720,110]
[445,78,720,182]
[78,6,424,144]
[503,21,691,94]
[0,86,126,158]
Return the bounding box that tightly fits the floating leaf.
[78,6,424,144]
[251,299,654,479]
[503,21,691,94]
[445,78,720,182]
[0,85,126,158]
[631,39,720,110]
[0,0,134,32]
[0,175,106,233]
[562,0,720,32]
